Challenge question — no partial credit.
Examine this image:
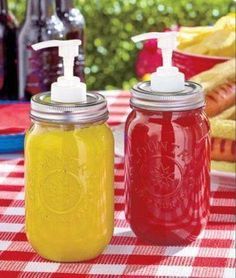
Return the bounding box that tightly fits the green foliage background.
[9,0,235,90]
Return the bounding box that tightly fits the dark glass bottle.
[0,0,18,100]
[56,0,85,81]
[18,0,65,100]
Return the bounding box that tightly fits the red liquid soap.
[0,0,18,100]
[125,32,210,245]
[125,92,210,244]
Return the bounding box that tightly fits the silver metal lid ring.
[131,81,205,111]
[31,92,109,124]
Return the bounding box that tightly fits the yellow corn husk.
[214,12,236,31]
[211,160,236,173]
[190,59,236,94]
[203,30,235,57]
[213,106,236,121]
[177,13,236,57]
[210,119,236,140]
[177,26,214,50]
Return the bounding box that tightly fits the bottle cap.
[132,32,185,92]
[32,40,86,103]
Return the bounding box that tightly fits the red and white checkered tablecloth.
[0,91,235,278]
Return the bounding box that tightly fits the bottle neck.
[26,0,57,21]
[0,0,8,14]
[56,0,74,13]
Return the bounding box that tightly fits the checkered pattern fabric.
[0,91,235,278]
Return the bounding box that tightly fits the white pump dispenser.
[32,40,87,103]
[132,32,185,92]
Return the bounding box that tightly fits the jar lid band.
[131,81,205,111]
[30,92,109,124]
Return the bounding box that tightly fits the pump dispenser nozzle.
[132,32,185,92]
[32,40,86,103]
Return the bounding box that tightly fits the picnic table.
[0,90,235,278]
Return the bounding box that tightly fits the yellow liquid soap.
[25,122,114,262]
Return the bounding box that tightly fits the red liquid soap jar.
[125,32,210,245]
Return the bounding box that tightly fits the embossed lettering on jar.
[125,81,210,245]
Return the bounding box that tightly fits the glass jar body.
[25,119,114,262]
[125,107,210,245]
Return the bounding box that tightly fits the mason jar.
[25,92,114,262]
[125,81,210,245]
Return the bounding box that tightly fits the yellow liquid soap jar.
[25,40,114,262]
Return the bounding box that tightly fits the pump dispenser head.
[32,40,86,103]
[132,32,185,92]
